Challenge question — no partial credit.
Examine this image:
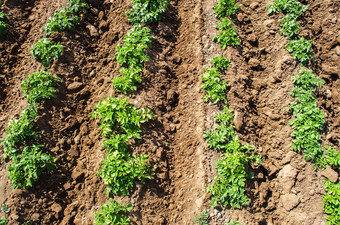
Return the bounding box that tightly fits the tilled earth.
[0,0,339,224]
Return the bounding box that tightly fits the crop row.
[1,71,60,189]
[93,0,170,224]
[196,1,260,224]
[0,1,10,36]
[268,1,340,224]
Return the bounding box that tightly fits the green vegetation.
[201,68,228,104]
[127,0,169,24]
[112,25,153,93]
[21,71,61,105]
[91,97,153,145]
[99,151,153,196]
[322,180,340,225]
[290,69,325,166]
[0,216,7,225]
[286,37,314,66]
[279,14,300,39]
[213,18,240,48]
[2,106,39,160]
[213,0,239,19]
[30,38,64,67]
[211,56,231,71]
[0,12,10,36]
[267,0,308,18]
[8,145,55,189]
[44,0,88,37]
[226,220,244,225]
[1,71,59,188]
[193,209,209,225]
[94,200,132,225]
[325,146,340,169]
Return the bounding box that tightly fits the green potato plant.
[201,68,228,104]
[21,71,61,105]
[127,0,169,24]
[211,55,231,71]
[279,13,300,39]
[213,18,241,48]
[193,210,209,225]
[322,180,340,225]
[213,0,240,19]
[0,12,10,36]
[267,0,308,18]
[112,25,153,93]
[286,37,314,66]
[94,200,132,225]
[30,38,64,67]
[8,145,55,189]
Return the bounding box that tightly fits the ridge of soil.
[0,0,338,224]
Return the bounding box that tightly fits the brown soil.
[0,0,338,224]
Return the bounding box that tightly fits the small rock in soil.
[172,54,182,64]
[335,46,340,56]
[68,82,84,91]
[280,151,296,165]
[233,111,244,131]
[281,194,300,211]
[249,58,261,68]
[263,19,275,27]
[51,203,63,214]
[320,166,338,183]
[86,24,99,37]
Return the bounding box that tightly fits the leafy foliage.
[213,0,240,19]
[279,13,300,39]
[290,69,325,166]
[8,145,55,189]
[0,216,7,225]
[44,0,87,37]
[193,210,209,225]
[207,151,250,208]
[1,106,38,159]
[112,25,153,93]
[0,12,10,36]
[286,37,314,66]
[226,220,244,225]
[322,180,340,225]
[201,68,228,104]
[267,0,308,18]
[94,200,132,225]
[213,18,240,48]
[0,204,10,214]
[325,146,340,169]
[211,56,231,71]
[45,7,80,37]
[21,71,61,105]
[30,38,64,67]
[68,0,88,14]
[98,151,153,196]
[92,97,153,145]
[127,0,169,24]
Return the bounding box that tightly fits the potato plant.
[98,151,153,196]
[286,37,314,66]
[279,14,300,39]
[112,25,153,93]
[0,12,10,36]
[8,145,55,189]
[201,68,228,104]
[322,180,340,225]
[127,0,169,24]
[94,199,132,225]
[44,0,88,37]
[290,69,325,165]
[213,18,240,48]
[211,55,231,71]
[21,71,61,105]
[267,0,308,18]
[30,38,64,67]
[213,0,240,19]
[193,210,209,225]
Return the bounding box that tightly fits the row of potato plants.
[268,1,340,224]
[1,71,60,189]
[0,1,88,223]
[199,1,260,224]
[31,0,88,67]
[93,0,170,224]
[0,1,10,36]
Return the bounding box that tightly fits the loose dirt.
[0,0,338,224]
